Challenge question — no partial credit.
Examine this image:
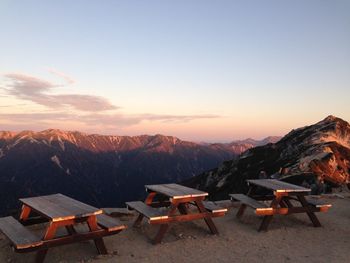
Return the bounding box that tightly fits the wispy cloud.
[47,68,76,85]
[78,113,220,127]
[0,71,222,131]
[0,112,220,130]
[2,73,117,112]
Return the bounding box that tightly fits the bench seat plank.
[230,194,273,215]
[96,214,127,232]
[126,201,168,221]
[0,216,43,250]
[305,197,332,211]
[202,201,228,213]
[230,194,268,209]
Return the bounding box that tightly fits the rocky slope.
[185,116,350,199]
[0,129,278,215]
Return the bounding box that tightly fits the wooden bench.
[0,216,43,252]
[126,201,169,223]
[96,214,127,232]
[230,194,273,216]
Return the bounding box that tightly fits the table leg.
[65,225,77,235]
[195,199,219,235]
[133,192,157,227]
[35,222,58,263]
[236,185,256,218]
[283,198,294,208]
[297,195,322,227]
[133,214,144,228]
[258,194,283,232]
[87,216,108,254]
[153,224,170,244]
[236,204,247,219]
[280,199,288,208]
[19,205,31,221]
[153,203,179,244]
[177,203,188,215]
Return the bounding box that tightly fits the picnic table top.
[145,183,208,199]
[20,193,103,222]
[247,179,311,193]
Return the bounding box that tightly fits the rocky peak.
[280,115,350,151]
[322,115,341,122]
[185,116,350,199]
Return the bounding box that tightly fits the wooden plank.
[256,206,326,216]
[145,184,208,199]
[20,194,102,222]
[247,179,311,193]
[305,197,332,211]
[146,184,181,198]
[22,228,125,253]
[0,216,43,250]
[164,184,208,199]
[230,194,269,209]
[96,214,127,232]
[126,201,168,221]
[149,212,212,224]
[45,194,102,219]
[202,201,228,213]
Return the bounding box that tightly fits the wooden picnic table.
[0,193,126,263]
[126,183,227,244]
[230,179,332,231]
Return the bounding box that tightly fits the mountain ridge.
[185,115,350,199]
[0,129,281,155]
[0,129,279,216]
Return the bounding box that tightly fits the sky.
[0,0,349,142]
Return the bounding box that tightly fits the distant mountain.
[202,136,282,156]
[231,136,282,146]
[185,116,350,199]
[0,129,277,215]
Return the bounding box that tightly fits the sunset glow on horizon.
[0,1,349,142]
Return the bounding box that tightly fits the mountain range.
[0,129,278,215]
[185,116,350,200]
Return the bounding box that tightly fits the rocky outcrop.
[185,116,350,200]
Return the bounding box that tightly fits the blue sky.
[0,0,349,141]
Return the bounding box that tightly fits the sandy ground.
[0,195,349,263]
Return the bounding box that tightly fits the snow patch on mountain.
[51,155,63,169]
[12,135,29,147]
